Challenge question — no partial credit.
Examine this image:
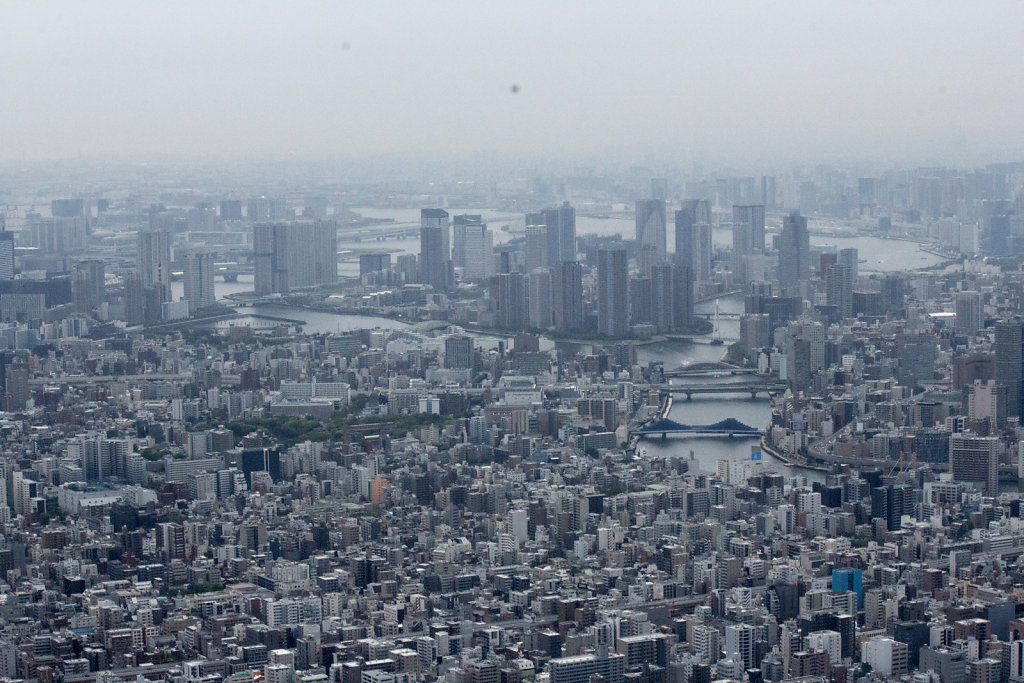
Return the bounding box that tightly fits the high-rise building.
[825,264,853,319]
[0,232,13,281]
[838,247,858,283]
[861,637,909,677]
[994,318,1024,419]
[672,261,695,331]
[598,245,629,337]
[732,205,765,283]
[635,199,666,261]
[254,221,337,296]
[136,229,172,303]
[650,263,675,334]
[528,267,553,330]
[725,624,756,670]
[778,211,810,298]
[419,209,451,292]
[524,224,547,271]
[452,214,482,270]
[955,291,983,333]
[949,433,999,494]
[444,335,473,370]
[676,200,712,281]
[494,272,527,329]
[461,221,494,280]
[552,261,584,333]
[543,202,576,265]
[183,250,216,312]
[219,200,243,220]
[73,260,105,313]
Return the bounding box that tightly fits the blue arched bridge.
[632,417,763,438]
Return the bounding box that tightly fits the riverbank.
[760,436,831,473]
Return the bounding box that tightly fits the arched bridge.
[662,381,786,399]
[632,417,763,438]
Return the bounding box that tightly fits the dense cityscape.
[0,158,1019,683]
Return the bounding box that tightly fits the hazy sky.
[3,1,1024,167]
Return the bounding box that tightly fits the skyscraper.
[419,209,452,292]
[183,250,217,311]
[955,291,983,333]
[542,202,576,265]
[838,247,858,283]
[675,200,712,281]
[598,245,629,337]
[444,335,473,370]
[995,318,1024,419]
[73,260,105,313]
[651,263,675,334]
[552,261,584,333]
[0,231,13,281]
[635,199,666,261]
[461,221,494,280]
[826,263,853,319]
[254,221,337,296]
[524,224,548,271]
[494,272,527,329]
[732,204,765,282]
[778,211,810,298]
[672,261,695,331]
[136,229,172,303]
[528,267,553,330]
[452,214,482,270]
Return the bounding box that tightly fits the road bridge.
[662,382,785,400]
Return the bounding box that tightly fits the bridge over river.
[632,417,763,438]
[662,381,786,400]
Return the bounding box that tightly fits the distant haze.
[3,1,1023,166]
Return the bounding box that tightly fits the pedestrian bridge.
[632,417,763,438]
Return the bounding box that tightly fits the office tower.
[254,222,338,295]
[676,200,712,281]
[51,198,85,217]
[494,272,527,329]
[419,209,452,292]
[650,263,675,334]
[994,318,1024,419]
[635,199,667,261]
[955,291,983,333]
[183,250,216,311]
[73,260,105,313]
[825,264,853,319]
[444,335,473,370]
[672,261,695,331]
[395,254,417,283]
[838,247,858,283]
[598,245,629,337]
[881,274,906,314]
[124,271,145,325]
[524,224,547,271]
[219,200,243,220]
[359,253,391,278]
[732,205,765,282]
[136,229,172,303]
[778,211,810,298]
[461,221,494,280]
[0,232,12,281]
[528,267,553,329]
[552,261,584,333]
[452,214,482,269]
[949,433,999,494]
[543,202,576,265]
